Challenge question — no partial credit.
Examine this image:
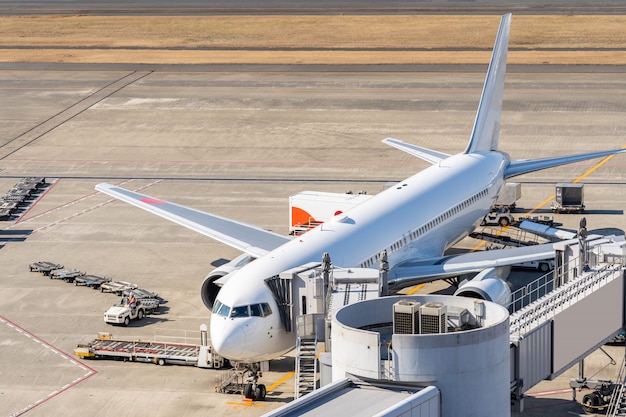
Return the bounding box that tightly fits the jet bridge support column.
[579,218,589,274]
[322,252,332,352]
[380,250,389,296]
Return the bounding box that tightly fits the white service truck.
[481,207,514,227]
[104,297,159,326]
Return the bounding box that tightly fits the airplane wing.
[382,138,451,165]
[95,183,290,258]
[386,240,566,291]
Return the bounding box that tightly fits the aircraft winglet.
[464,13,511,154]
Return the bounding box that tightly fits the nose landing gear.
[242,363,267,401]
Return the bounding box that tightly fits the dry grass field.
[1,15,625,65]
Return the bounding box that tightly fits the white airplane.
[96,14,625,399]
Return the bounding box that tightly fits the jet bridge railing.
[507,253,595,315]
[510,264,621,335]
[508,271,556,315]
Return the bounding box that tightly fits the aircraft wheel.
[243,383,253,399]
[581,392,600,414]
[539,263,549,272]
[257,384,266,400]
[499,217,510,227]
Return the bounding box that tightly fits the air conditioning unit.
[393,300,420,334]
[420,302,447,334]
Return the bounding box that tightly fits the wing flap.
[96,183,290,257]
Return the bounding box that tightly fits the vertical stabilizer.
[464,14,511,154]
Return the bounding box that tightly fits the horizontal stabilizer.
[505,148,626,179]
[382,138,450,165]
[95,183,290,257]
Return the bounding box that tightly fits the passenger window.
[230,306,249,318]
[250,304,263,317]
[261,303,272,316]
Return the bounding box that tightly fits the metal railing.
[508,271,556,315]
[510,265,622,335]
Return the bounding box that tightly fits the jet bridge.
[265,234,625,417]
[262,227,626,416]
[509,235,626,412]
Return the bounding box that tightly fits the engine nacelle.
[453,266,512,307]
[200,253,254,311]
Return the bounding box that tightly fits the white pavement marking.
[1,315,98,417]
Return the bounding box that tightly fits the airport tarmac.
[1,67,626,417]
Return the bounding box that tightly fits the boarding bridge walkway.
[509,237,626,411]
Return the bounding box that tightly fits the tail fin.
[464,13,511,154]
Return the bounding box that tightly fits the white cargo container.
[495,182,521,209]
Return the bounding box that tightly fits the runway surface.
[0,65,625,417]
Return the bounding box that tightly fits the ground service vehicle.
[494,182,521,209]
[29,261,63,275]
[74,329,224,369]
[512,259,555,272]
[481,207,514,227]
[289,191,372,235]
[104,298,153,326]
[552,183,584,213]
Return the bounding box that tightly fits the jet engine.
[453,266,512,307]
[200,253,254,310]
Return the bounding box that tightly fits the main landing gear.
[242,363,267,401]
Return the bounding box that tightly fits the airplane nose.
[210,318,246,360]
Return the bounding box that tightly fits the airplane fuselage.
[210,151,509,362]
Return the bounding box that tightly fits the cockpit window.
[217,302,273,318]
[230,305,250,318]
[213,300,231,317]
[250,303,263,317]
[261,303,272,317]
